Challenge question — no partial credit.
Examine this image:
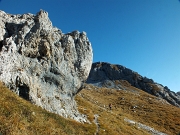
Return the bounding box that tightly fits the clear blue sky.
[0,0,180,92]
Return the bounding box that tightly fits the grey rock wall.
[87,62,180,107]
[0,10,93,122]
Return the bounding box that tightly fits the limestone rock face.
[0,10,93,122]
[87,62,180,107]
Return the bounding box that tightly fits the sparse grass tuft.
[147,83,161,94]
[110,64,119,71]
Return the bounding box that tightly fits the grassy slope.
[0,81,180,135]
[0,82,96,135]
[76,81,180,135]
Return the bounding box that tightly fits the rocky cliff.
[0,10,93,122]
[87,62,180,107]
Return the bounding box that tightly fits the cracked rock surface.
[0,10,93,122]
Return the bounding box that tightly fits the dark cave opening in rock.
[19,85,30,101]
[0,40,3,52]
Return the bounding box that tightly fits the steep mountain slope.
[87,62,180,107]
[0,82,96,135]
[76,83,180,135]
[1,82,180,135]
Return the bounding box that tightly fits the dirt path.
[94,114,99,135]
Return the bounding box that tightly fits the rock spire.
[0,10,93,122]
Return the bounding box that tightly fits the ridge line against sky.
[0,0,180,92]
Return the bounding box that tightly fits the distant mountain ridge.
[87,62,180,107]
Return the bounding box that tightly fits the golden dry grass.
[1,81,180,135]
[0,82,96,135]
[76,83,180,135]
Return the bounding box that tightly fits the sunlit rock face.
[87,62,180,107]
[0,10,93,122]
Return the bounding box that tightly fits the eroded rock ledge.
[0,10,93,122]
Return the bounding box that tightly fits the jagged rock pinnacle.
[0,10,93,122]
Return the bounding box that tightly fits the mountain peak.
[87,62,180,107]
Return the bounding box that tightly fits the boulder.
[0,10,93,122]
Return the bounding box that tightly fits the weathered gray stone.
[87,62,180,107]
[0,10,93,122]
[124,118,167,135]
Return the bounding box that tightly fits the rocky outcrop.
[0,10,93,122]
[87,62,180,107]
